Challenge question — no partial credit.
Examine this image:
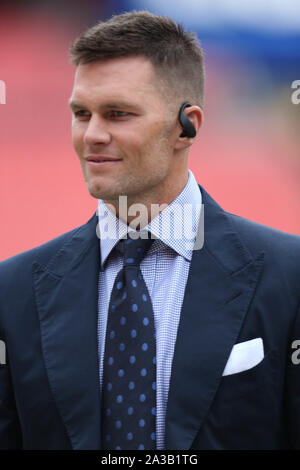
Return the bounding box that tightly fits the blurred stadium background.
[1,0,300,260]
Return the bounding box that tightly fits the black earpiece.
[178,102,196,138]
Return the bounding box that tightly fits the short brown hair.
[69,10,205,109]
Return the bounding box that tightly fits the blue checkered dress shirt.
[97,169,202,449]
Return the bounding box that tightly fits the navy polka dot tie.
[101,234,156,450]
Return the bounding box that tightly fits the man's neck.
[103,172,189,229]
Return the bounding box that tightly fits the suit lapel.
[165,186,265,450]
[32,213,101,449]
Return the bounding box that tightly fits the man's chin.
[87,183,118,202]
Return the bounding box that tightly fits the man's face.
[69,56,185,209]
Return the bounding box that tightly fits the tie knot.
[117,233,155,266]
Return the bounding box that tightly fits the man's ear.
[174,105,203,150]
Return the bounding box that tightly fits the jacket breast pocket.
[216,349,278,402]
[0,363,15,409]
[194,350,281,449]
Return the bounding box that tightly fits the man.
[0,11,300,450]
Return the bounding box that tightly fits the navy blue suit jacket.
[0,185,300,449]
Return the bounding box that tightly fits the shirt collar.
[97,169,202,269]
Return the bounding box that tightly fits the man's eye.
[74,110,89,118]
[110,111,129,118]
[73,110,130,119]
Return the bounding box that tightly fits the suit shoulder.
[226,211,300,288]
[226,212,300,297]
[0,218,90,278]
[226,212,300,254]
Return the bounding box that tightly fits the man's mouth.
[86,155,122,163]
[85,155,122,166]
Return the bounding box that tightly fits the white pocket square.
[0,340,6,365]
[222,337,264,376]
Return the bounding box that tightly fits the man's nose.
[83,114,111,146]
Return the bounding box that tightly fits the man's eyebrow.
[68,101,84,110]
[68,100,139,110]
